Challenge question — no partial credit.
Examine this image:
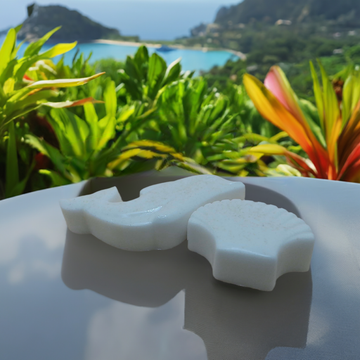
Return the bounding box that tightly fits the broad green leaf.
[3,78,15,95]
[299,99,326,148]
[84,102,99,152]
[26,72,105,90]
[147,53,167,100]
[24,27,61,57]
[0,28,16,75]
[134,46,149,79]
[0,58,17,86]
[117,105,135,123]
[342,73,360,129]
[49,108,89,158]
[97,115,115,150]
[310,61,324,131]
[163,58,181,87]
[11,26,26,60]
[7,73,104,104]
[103,79,117,117]
[317,61,340,171]
[13,42,76,82]
[40,42,77,59]
[43,97,102,108]
[118,69,142,100]
[317,61,340,142]
[124,56,142,85]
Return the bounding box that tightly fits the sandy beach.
[92,39,246,60]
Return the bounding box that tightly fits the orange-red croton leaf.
[243,73,328,177]
[264,66,309,127]
[263,66,330,175]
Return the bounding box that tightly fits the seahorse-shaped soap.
[60,175,245,251]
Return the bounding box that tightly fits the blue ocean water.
[0,35,236,72]
[63,43,236,72]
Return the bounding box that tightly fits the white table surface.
[1,170,359,360]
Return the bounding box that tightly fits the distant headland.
[17,3,139,43]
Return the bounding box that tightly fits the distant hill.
[215,0,360,26]
[183,0,360,86]
[17,3,136,42]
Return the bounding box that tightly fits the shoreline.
[92,39,246,60]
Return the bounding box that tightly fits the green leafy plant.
[0,26,103,197]
[117,46,192,105]
[26,79,120,185]
[26,78,208,186]
[111,46,294,177]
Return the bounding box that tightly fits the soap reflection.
[84,291,207,360]
[62,231,312,360]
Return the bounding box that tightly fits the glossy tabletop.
[1,170,360,360]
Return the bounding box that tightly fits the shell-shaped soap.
[60,175,245,251]
[187,199,315,291]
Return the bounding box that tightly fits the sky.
[0,0,237,40]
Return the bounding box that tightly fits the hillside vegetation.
[180,0,360,98]
[215,0,360,25]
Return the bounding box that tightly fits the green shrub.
[0,26,102,198]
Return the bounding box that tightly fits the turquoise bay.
[0,35,236,72]
[68,43,236,72]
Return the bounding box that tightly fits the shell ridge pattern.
[187,199,315,291]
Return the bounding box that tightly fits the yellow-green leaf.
[3,78,15,95]
[309,61,324,131]
[0,28,16,75]
[26,72,105,90]
[40,42,77,59]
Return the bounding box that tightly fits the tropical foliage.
[2,22,359,200]
[0,26,103,198]
[26,43,292,190]
[244,64,360,182]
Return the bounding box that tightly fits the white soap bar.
[187,199,315,291]
[60,175,245,251]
